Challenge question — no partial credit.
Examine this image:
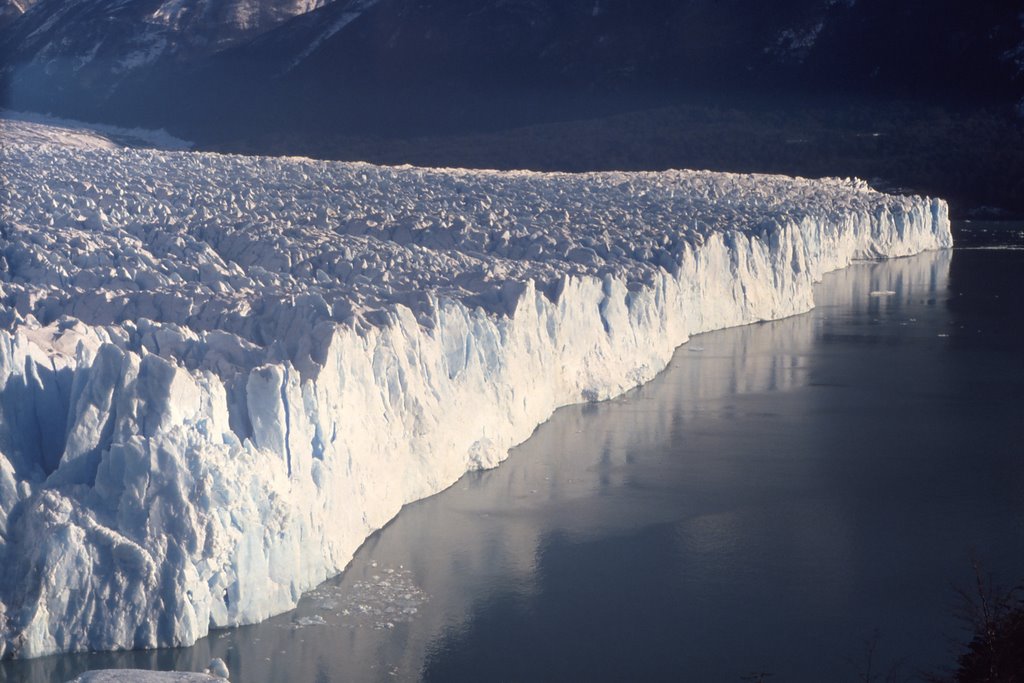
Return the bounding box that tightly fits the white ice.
[0,114,951,659]
[64,659,227,682]
[68,670,223,682]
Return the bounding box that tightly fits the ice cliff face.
[0,115,951,659]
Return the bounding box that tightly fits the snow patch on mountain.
[148,0,333,40]
[0,0,35,14]
[115,31,170,74]
[767,20,825,62]
[287,0,380,71]
[0,115,951,659]
[0,0,338,91]
[1007,12,1024,75]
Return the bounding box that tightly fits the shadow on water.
[4,224,1023,682]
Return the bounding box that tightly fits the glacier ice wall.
[0,117,951,658]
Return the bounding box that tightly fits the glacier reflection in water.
[10,246,1024,681]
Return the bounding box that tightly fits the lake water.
[4,221,1023,682]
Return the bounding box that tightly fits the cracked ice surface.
[0,115,951,658]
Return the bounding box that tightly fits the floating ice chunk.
[67,671,223,682]
[293,614,327,627]
[204,658,230,679]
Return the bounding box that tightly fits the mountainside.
[1,0,1021,138]
[0,0,36,28]
[270,0,1020,100]
[0,0,332,111]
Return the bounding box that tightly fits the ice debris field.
[0,114,952,659]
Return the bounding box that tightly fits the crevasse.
[0,116,951,658]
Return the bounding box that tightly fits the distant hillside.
[0,0,334,112]
[2,0,1021,136]
[1,0,1022,215]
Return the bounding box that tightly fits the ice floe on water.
[288,562,428,632]
[0,114,951,659]
[67,659,227,682]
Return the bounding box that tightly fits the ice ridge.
[0,116,951,658]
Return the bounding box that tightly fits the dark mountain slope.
[2,0,1020,138]
[1,0,1022,214]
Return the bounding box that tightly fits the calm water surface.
[5,221,1023,682]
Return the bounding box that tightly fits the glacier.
[0,114,951,659]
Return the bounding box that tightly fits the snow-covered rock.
[0,115,951,659]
